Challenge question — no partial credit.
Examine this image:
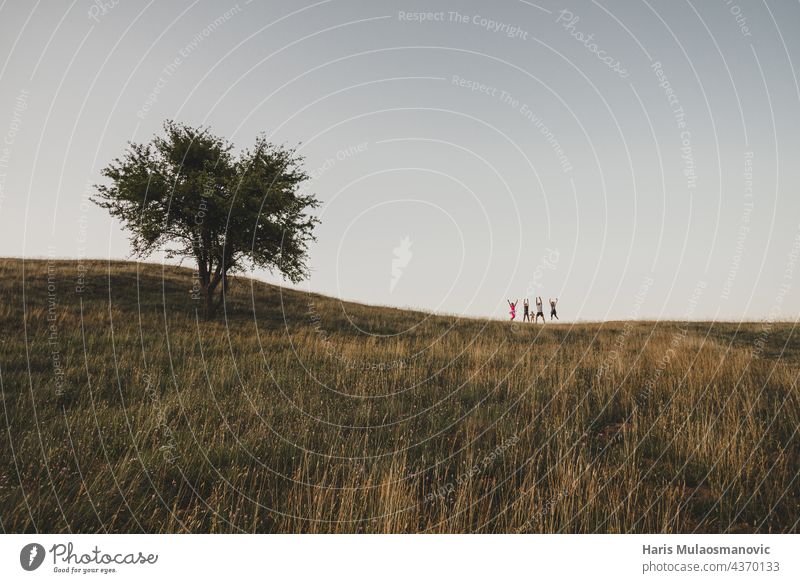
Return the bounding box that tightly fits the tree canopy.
[94,120,319,318]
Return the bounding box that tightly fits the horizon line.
[5,254,798,325]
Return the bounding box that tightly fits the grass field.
[1,258,798,533]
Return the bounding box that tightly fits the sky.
[1,0,799,321]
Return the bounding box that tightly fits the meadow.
[1,258,797,533]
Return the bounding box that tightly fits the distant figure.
[508,299,518,321]
[550,297,559,320]
[523,298,530,322]
[535,296,545,323]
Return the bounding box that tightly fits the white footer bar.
[1,534,797,582]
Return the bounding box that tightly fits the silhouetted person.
[550,297,559,320]
[535,296,545,323]
[523,298,530,322]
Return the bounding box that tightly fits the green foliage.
[93,120,319,317]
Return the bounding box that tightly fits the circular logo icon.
[20,543,46,571]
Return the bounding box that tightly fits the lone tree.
[94,120,319,318]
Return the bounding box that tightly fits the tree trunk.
[203,284,216,320]
[195,252,226,320]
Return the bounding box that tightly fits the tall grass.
[1,258,797,533]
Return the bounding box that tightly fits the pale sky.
[1,0,799,321]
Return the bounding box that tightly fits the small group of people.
[507,297,559,322]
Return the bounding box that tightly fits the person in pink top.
[507,299,518,321]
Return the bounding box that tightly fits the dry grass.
[1,258,798,533]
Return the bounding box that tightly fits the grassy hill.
[1,258,797,533]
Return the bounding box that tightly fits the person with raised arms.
[508,299,518,321]
[535,296,545,323]
[550,297,559,321]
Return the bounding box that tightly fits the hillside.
[0,258,797,533]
